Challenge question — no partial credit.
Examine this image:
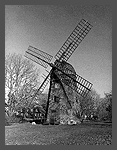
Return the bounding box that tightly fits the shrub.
[5,113,25,126]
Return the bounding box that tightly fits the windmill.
[25,19,93,123]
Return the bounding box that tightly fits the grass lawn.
[5,122,112,145]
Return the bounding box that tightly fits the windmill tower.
[25,19,93,123]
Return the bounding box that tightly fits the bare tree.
[97,90,112,121]
[77,89,100,121]
[5,53,40,115]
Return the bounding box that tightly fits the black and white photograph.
[5,5,112,145]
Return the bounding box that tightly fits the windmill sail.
[25,45,53,68]
[55,19,92,62]
[28,71,51,107]
[54,60,93,97]
[58,72,93,97]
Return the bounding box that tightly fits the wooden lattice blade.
[28,71,51,107]
[25,46,53,68]
[60,73,92,98]
[54,61,93,98]
[55,19,93,62]
[37,73,50,94]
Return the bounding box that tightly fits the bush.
[5,113,24,126]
